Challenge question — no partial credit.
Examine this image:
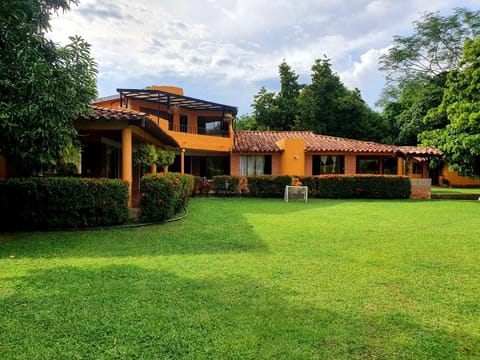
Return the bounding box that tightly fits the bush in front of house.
[140,173,194,222]
[299,175,411,199]
[246,175,292,198]
[191,177,212,197]
[212,176,241,197]
[0,177,129,230]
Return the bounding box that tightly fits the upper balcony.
[116,86,237,152]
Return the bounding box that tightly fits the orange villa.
[1,85,478,205]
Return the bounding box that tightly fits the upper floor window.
[180,115,188,133]
[198,116,227,136]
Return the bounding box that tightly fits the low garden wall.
[410,178,432,200]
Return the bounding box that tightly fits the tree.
[276,61,302,130]
[251,87,280,130]
[295,58,348,134]
[381,73,448,145]
[234,114,258,130]
[156,149,175,169]
[420,37,480,177]
[252,61,301,130]
[295,58,387,142]
[0,0,98,175]
[379,8,480,104]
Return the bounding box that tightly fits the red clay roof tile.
[233,131,443,156]
[78,106,179,148]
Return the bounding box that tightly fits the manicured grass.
[1,198,479,359]
[432,186,480,194]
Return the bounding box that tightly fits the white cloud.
[46,0,477,113]
[339,47,391,108]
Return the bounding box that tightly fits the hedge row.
[210,175,411,199]
[300,175,411,199]
[0,177,129,230]
[140,173,194,222]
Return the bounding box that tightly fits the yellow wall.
[442,164,480,187]
[174,132,233,152]
[276,138,305,175]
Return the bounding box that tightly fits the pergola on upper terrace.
[117,88,238,116]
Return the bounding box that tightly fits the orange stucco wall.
[442,164,480,187]
[175,132,233,152]
[276,138,305,175]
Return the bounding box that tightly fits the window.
[180,115,188,133]
[198,116,225,136]
[106,146,120,179]
[312,155,344,175]
[412,162,424,174]
[383,158,397,175]
[240,156,272,175]
[357,156,380,174]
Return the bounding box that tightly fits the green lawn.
[1,198,479,359]
[432,186,480,194]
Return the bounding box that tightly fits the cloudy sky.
[48,0,479,115]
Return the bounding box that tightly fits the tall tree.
[379,8,480,104]
[295,58,387,142]
[252,61,301,130]
[295,58,348,135]
[277,61,302,130]
[251,87,280,130]
[381,73,448,145]
[420,37,480,177]
[0,0,97,175]
[234,113,258,130]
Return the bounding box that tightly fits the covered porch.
[75,106,179,207]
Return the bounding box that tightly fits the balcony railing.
[168,123,229,137]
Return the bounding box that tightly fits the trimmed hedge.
[192,177,212,197]
[0,177,129,230]
[212,176,241,196]
[140,173,194,222]
[300,175,411,199]
[246,175,292,198]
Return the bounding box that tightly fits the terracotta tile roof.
[233,131,443,156]
[89,106,149,121]
[233,131,395,153]
[396,146,444,157]
[78,106,179,148]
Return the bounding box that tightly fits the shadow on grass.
[0,197,411,260]
[1,264,469,359]
[0,199,272,259]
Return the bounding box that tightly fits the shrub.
[299,176,320,197]
[0,177,129,230]
[246,175,292,198]
[299,175,411,199]
[140,173,194,222]
[212,176,241,196]
[192,177,212,197]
